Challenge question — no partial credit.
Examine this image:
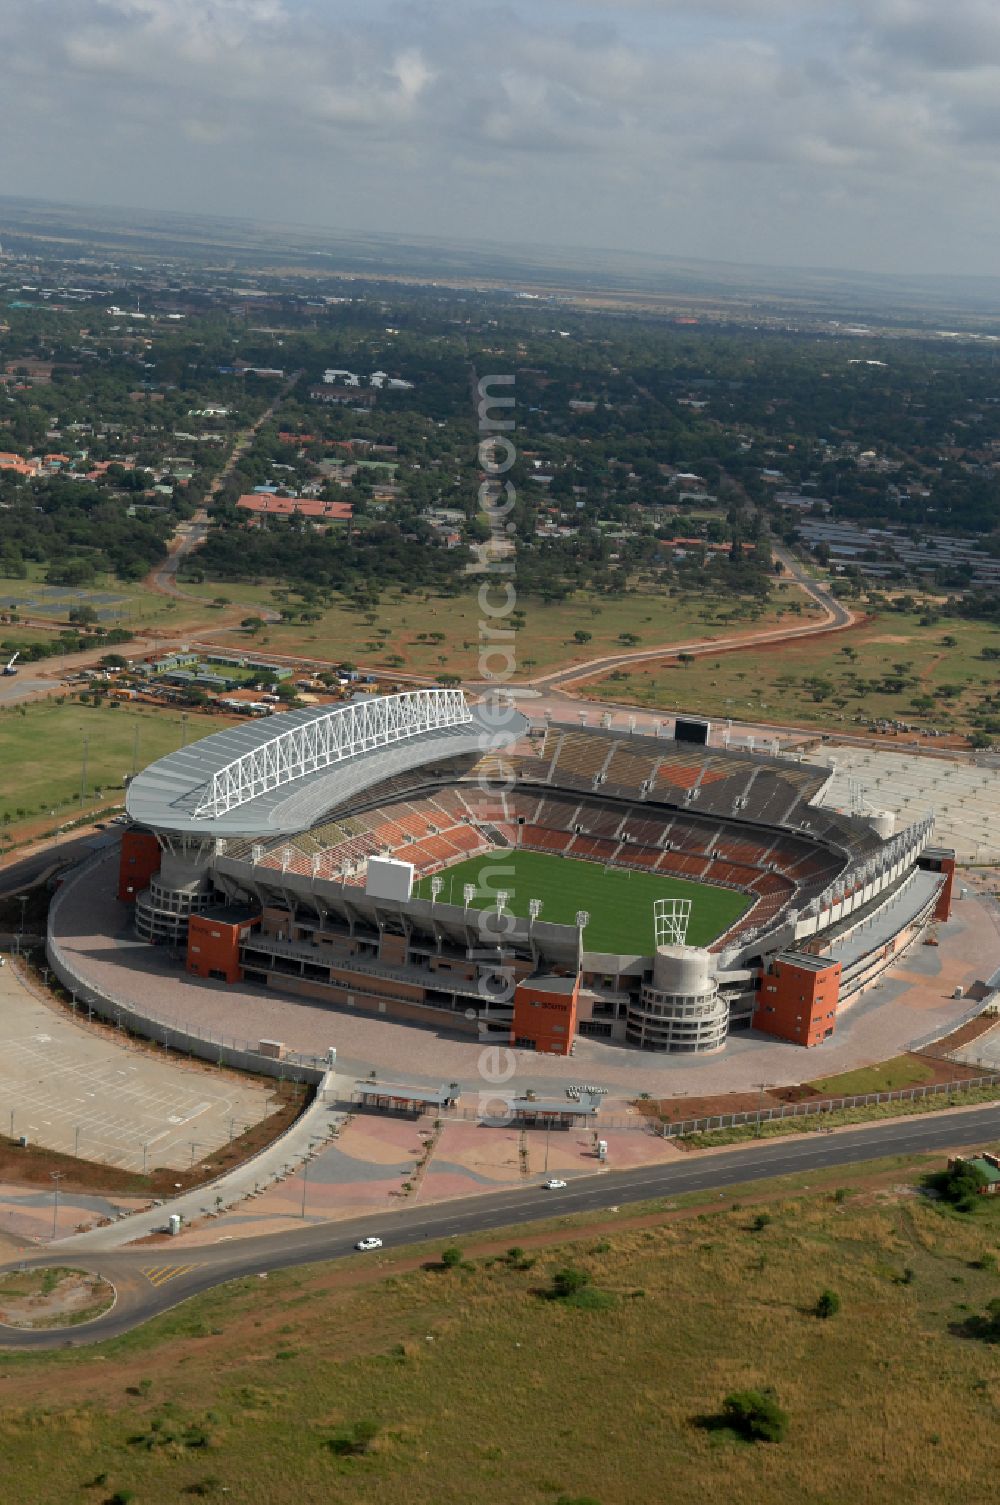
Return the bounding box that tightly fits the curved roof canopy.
[126,690,525,837]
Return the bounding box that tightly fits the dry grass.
[582,608,1000,738]
[180,579,819,680]
[0,1176,998,1502]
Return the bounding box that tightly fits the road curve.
[524,546,855,693]
[2,1103,996,1351]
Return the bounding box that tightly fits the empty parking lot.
[0,964,274,1172]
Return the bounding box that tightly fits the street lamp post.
[79,731,89,807]
[754,1081,773,1138]
[50,1171,65,1240]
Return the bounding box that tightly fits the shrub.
[751,1213,772,1232]
[815,1289,841,1319]
[328,1419,379,1457]
[551,1266,590,1300]
[969,1297,1000,1345]
[440,1246,463,1269]
[933,1160,990,1212]
[721,1388,789,1444]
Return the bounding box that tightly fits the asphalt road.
[2,1102,997,1351]
[0,829,116,899]
[528,545,855,692]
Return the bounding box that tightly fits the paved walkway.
[170,1110,683,1247]
[54,1069,344,1249]
[0,1181,148,1246]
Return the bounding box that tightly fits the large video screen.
[674,717,710,746]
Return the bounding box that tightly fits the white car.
[543,1178,567,1190]
[355,1236,383,1251]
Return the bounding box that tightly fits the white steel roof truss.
[194,689,472,819]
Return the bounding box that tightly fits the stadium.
[116,689,956,1056]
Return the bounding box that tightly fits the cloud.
[0,0,997,275]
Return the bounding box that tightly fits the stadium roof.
[126,690,525,838]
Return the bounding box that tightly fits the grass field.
[0,701,239,827]
[414,849,749,951]
[0,562,194,630]
[808,1055,936,1097]
[1,1168,998,1503]
[181,578,822,680]
[583,606,1000,739]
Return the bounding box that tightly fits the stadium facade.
[118,690,955,1056]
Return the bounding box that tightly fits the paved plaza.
[174,1111,682,1246]
[0,1182,147,1250]
[0,961,273,1172]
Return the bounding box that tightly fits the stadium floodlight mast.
[654,897,693,949]
[430,876,443,903]
[463,883,476,908]
[496,889,510,915]
[528,898,543,923]
[574,910,590,967]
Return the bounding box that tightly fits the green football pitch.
[413,850,750,954]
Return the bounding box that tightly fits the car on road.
[543,1178,567,1190]
[355,1236,383,1251]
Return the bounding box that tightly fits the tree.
[935,1158,989,1212]
[815,1289,840,1319]
[721,1389,789,1443]
[551,1266,590,1299]
[573,630,592,644]
[440,1246,463,1269]
[241,615,265,635]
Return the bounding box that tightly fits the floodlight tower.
[463,883,476,907]
[628,896,727,1053]
[653,897,692,949]
[430,876,443,903]
[575,909,589,968]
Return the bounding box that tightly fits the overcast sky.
[4,0,1000,277]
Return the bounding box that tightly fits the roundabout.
[0,1267,116,1331]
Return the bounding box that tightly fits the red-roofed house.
[236,494,353,524]
[0,451,39,477]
